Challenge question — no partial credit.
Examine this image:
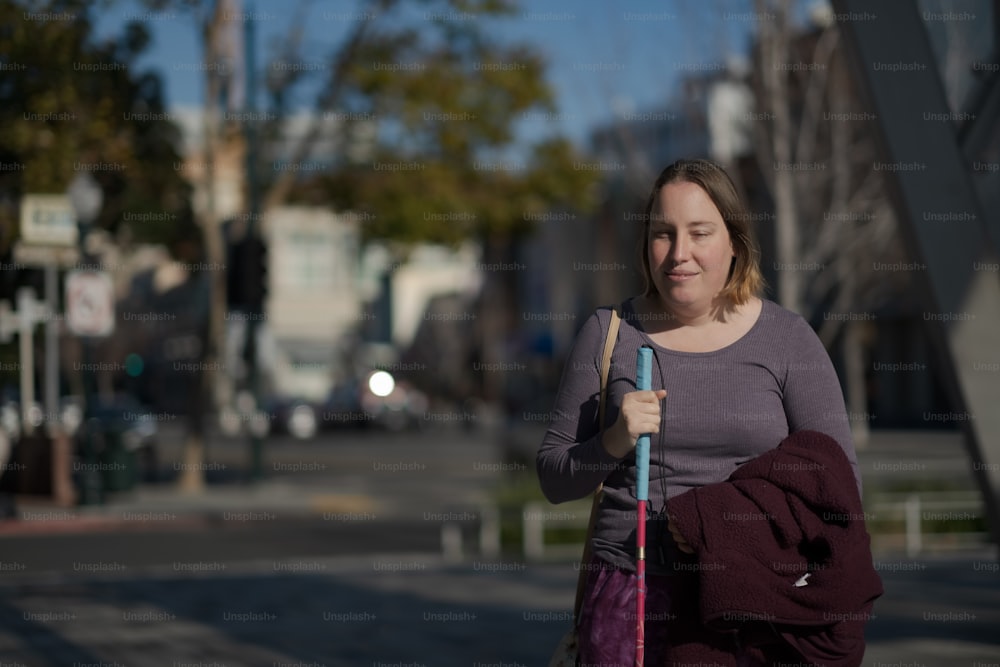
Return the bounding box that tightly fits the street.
[0,553,575,667]
[0,425,997,665]
[1,424,528,666]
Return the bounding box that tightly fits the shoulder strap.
[597,306,621,432]
[572,304,621,624]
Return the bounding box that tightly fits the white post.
[16,288,36,436]
[479,505,500,559]
[441,522,463,563]
[44,264,59,435]
[523,502,544,561]
[905,494,922,558]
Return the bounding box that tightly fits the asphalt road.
[0,549,998,667]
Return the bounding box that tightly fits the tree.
[0,0,191,250]
[226,0,598,242]
[139,0,598,241]
[133,0,598,483]
[0,0,213,496]
[269,0,599,406]
[749,0,908,445]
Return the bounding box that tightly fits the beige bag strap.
[572,303,622,625]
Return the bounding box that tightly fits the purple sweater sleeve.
[536,309,623,503]
[781,315,863,494]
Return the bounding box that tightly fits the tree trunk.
[758,0,801,314]
[478,234,510,408]
[179,4,228,494]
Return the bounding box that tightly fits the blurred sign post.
[15,194,79,435]
[65,270,114,506]
[19,195,78,247]
[66,270,115,338]
[0,289,64,500]
[11,194,83,506]
[0,289,51,436]
[66,173,107,505]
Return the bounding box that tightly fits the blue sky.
[91,0,759,148]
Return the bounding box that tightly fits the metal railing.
[865,491,990,557]
[519,492,991,561]
[522,500,591,561]
[439,505,501,562]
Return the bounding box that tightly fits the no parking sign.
[65,270,115,337]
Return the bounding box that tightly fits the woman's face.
[647,181,735,312]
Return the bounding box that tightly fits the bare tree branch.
[794,26,839,178]
[262,0,392,212]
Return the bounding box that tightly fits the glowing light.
[368,371,395,397]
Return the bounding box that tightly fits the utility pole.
[243,3,265,480]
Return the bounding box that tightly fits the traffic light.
[241,235,267,316]
[225,223,268,315]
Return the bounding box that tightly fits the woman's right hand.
[603,389,667,459]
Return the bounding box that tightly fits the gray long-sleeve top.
[536,298,861,574]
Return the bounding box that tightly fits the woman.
[536,158,861,665]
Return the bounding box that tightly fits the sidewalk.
[0,476,379,535]
[0,426,991,552]
[1,421,504,536]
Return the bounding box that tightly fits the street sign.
[12,242,80,268]
[65,270,115,337]
[20,194,78,246]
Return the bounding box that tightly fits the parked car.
[356,369,429,431]
[263,366,429,439]
[262,394,321,440]
[260,340,339,440]
[74,393,160,489]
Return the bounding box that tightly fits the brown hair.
[637,158,764,306]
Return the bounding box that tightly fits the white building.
[263,206,361,341]
[385,242,482,350]
[251,206,361,401]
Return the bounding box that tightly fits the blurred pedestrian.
[537,158,870,665]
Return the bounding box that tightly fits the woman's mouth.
[666,271,697,281]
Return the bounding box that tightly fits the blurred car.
[262,394,320,440]
[257,338,429,440]
[263,367,429,439]
[259,340,339,440]
[356,369,429,431]
[345,342,430,431]
[74,394,160,486]
[0,392,159,493]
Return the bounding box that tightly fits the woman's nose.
[671,234,690,261]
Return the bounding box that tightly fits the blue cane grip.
[635,346,653,502]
